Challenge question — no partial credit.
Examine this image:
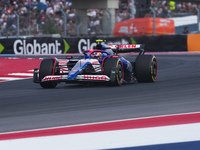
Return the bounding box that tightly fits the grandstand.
[0,0,199,36]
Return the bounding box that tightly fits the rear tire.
[135,55,157,83]
[39,58,57,88]
[103,58,124,86]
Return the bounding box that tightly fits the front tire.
[103,58,124,86]
[39,58,57,88]
[135,55,158,83]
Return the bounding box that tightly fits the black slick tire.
[39,58,57,88]
[103,58,124,86]
[135,55,158,83]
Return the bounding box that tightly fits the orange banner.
[187,34,200,52]
[113,18,175,36]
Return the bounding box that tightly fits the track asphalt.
[0,54,200,133]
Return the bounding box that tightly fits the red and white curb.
[0,57,69,82]
[0,112,200,150]
[0,57,41,82]
[0,70,34,82]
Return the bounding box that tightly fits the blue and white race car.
[33,40,158,88]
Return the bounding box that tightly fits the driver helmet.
[96,52,102,59]
[91,52,102,59]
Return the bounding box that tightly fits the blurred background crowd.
[0,0,199,36]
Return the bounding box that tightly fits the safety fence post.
[194,5,200,33]
[106,9,112,35]
[131,0,135,18]
[150,7,156,35]
[14,11,20,37]
[61,8,67,37]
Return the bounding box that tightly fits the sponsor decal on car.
[108,44,140,49]
[43,76,62,81]
[84,75,108,81]
[76,75,110,81]
[42,75,68,82]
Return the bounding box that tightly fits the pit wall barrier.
[0,34,196,55]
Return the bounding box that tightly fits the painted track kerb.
[0,57,41,82]
[0,112,200,150]
[0,112,200,140]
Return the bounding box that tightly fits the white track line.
[0,77,24,81]
[8,73,33,76]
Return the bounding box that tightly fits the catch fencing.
[1,6,200,37]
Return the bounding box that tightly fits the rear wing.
[108,44,145,55]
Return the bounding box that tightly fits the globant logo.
[13,39,62,54]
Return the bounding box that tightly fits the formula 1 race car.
[33,40,158,88]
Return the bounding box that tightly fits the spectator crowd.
[0,0,199,36]
[151,0,199,18]
[0,0,76,36]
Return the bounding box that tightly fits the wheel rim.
[118,64,122,80]
[117,61,124,84]
[152,58,158,80]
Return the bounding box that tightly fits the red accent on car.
[66,56,73,59]
[85,50,104,55]
[51,56,57,75]
[111,56,119,58]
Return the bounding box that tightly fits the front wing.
[33,73,111,83]
[43,75,110,82]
